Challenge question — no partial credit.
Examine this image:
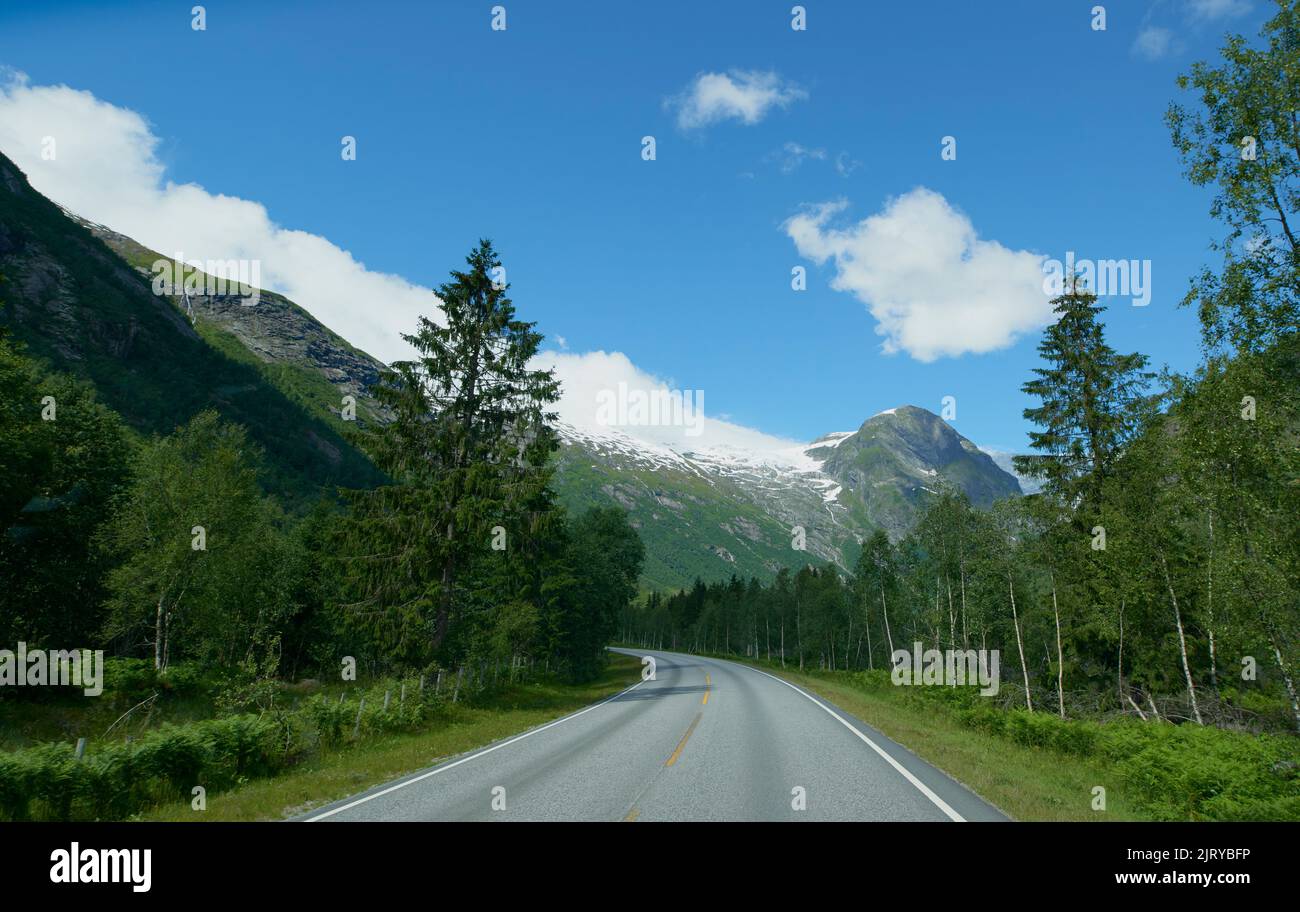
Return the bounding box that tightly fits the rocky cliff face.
[70,214,392,428]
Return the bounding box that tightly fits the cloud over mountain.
[785,188,1052,362]
[0,70,433,364]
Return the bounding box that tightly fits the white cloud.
[535,349,803,458]
[1133,25,1176,59]
[785,188,1052,362]
[668,70,806,130]
[0,71,432,364]
[1132,1,1246,62]
[770,141,826,173]
[1188,0,1251,20]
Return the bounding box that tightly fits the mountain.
[74,214,392,431]
[549,405,1021,590]
[807,406,1022,531]
[551,424,858,591]
[0,153,1022,586]
[0,151,384,504]
[980,448,1044,495]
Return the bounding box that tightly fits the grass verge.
[134,655,640,822]
[741,661,1150,821]
[690,652,1299,821]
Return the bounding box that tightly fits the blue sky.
[0,0,1272,452]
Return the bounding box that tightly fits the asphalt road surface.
[304,648,1008,822]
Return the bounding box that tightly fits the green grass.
[659,652,1300,822]
[744,662,1149,821]
[133,655,641,822]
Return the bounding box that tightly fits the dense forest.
[624,4,1300,734]
[0,239,644,693]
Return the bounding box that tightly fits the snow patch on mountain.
[556,420,852,527]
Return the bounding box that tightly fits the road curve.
[303,649,1008,822]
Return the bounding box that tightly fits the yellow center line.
[702,672,711,704]
[623,807,640,822]
[665,712,702,767]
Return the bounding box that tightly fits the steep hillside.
[0,152,384,504]
[75,215,392,430]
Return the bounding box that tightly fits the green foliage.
[0,714,287,821]
[336,240,565,667]
[0,660,570,821]
[1013,287,1154,522]
[100,657,207,702]
[0,295,132,645]
[1166,0,1300,354]
[100,411,297,671]
[557,507,645,681]
[842,669,1299,820]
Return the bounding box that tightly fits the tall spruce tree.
[1014,286,1154,522]
[339,240,561,663]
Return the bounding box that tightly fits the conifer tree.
[339,240,560,661]
[1014,286,1154,523]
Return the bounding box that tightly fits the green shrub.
[0,669,514,820]
[843,670,1300,822]
[0,750,36,820]
[156,664,205,697]
[305,695,351,746]
[101,658,158,702]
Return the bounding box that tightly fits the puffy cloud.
[668,70,806,130]
[785,188,1052,362]
[535,349,803,458]
[0,70,433,364]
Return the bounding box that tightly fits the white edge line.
[304,674,648,821]
[721,658,966,822]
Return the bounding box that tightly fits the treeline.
[626,3,1300,733]
[0,239,643,697]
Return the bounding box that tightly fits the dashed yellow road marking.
[623,807,640,822]
[666,712,702,767]
[703,672,710,704]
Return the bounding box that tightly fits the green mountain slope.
[0,152,383,504]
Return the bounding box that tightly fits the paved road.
[304,649,1008,822]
